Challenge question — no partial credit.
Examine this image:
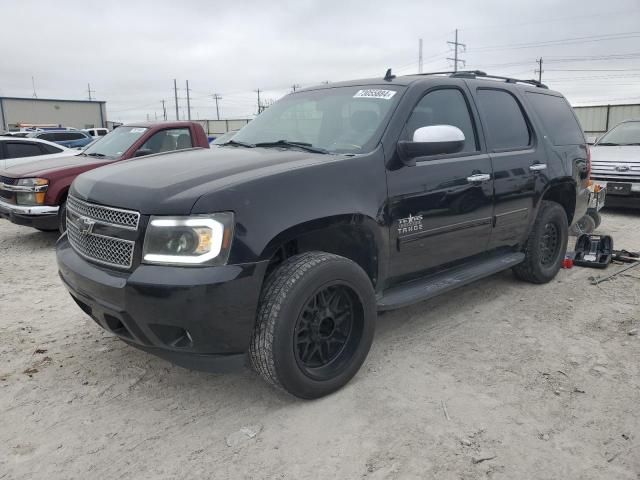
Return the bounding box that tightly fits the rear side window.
[40,133,57,141]
[526,92,584,145]
[5,142,44,158]
[42,143,63,154]
[476,89,531,150]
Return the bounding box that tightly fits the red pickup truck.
[0,121,209,233]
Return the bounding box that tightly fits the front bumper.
[592,180,640,208]
[0,197,59,230]
[56,234,269,372]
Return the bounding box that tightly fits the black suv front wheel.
[250,252,376,399]
[513,200,568,284]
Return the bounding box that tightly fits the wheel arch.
[538,178,577,225]
[259,213,385,289]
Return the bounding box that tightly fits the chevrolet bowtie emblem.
[78,216,95,235]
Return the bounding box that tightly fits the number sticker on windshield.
[130,128,146,133]
[353,89,397,100]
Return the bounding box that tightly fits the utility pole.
[535,57,544,83]
[255,89,262,114]
[185,80,192,120]
[447,29,466,72]
[161,100,167,120]
[418,38,423,73]
[173,79,180,120]
[31,76,37,98]
[87,83,95,101]
[291,84,300,93]
[212,94,222,120]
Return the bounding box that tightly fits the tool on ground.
[590,261,640,285]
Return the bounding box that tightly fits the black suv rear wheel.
[249,252,376,399]
[513,200,568,284]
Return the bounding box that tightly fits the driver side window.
[403,89,478,153]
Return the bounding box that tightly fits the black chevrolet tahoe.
[56,71,590,399]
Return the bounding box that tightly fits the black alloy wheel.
[294,283,363,380]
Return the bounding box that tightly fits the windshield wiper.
[222,139,255,148]
[86,152,107,158]
[254,140,329,154]
[597,142,621,146]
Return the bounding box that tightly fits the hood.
[4,151,78,170]
[1,153,109,178]
[591,145,640,163]
[72,147,333,215]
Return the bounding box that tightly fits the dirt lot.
[1,209,639,480]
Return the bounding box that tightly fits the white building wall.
[0,97,106,130]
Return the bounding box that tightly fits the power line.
[468,31,640,53]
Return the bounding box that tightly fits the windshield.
[597,121,640,146]
[231,85,404,154]
[83,126,148,158]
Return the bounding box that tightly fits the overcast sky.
[1,0,639,123]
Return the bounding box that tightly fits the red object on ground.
[563,258,574,269]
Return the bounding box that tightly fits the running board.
[377,252,525,311]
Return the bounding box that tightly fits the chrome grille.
[66,195,139,269]
[591,161,640,182]
[67,220,135,269]
[67,195,140,230]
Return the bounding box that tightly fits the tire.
[249,252,376,399]
[588,210,602,230]
[513,200,568,284]
[58,200,67,234]
[570,214,596,236]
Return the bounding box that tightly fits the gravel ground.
[1,209,639,480]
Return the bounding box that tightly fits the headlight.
[142,213,234,266]
[15,178,48,205]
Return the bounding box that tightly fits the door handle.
[467,173,491,183]
[529,163,547,171]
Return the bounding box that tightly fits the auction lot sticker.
[353,89,397,99]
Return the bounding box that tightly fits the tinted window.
[526,92,584,145]
[140,128,193,154]
[403,89,477,153]
[39,133,57,141]
[42,143,63,154]
[98,129,108,136]
[68,132,86,140]
[5,142,44,159]
[477,89,531,150]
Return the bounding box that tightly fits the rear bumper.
[0,198,59,230]
[56,235,269,372]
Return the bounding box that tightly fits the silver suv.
[591,120,640,207]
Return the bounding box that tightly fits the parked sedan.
[0,137,74,169]
[27,129,94,149]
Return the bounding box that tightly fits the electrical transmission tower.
[87,83,95,101]
[535,58,544,83]
[418,38,423,73]
[447,29,466,72]
[212,94,222,120]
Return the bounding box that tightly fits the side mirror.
[397,125,465,166]
[134,148,153,157]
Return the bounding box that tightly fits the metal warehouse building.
[573,103,640,137]
[0,97,107,131]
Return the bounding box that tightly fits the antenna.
[384,68,395,81]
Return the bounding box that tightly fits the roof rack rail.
[409,70,548,89]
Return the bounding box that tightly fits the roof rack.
[409,70,548,89]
